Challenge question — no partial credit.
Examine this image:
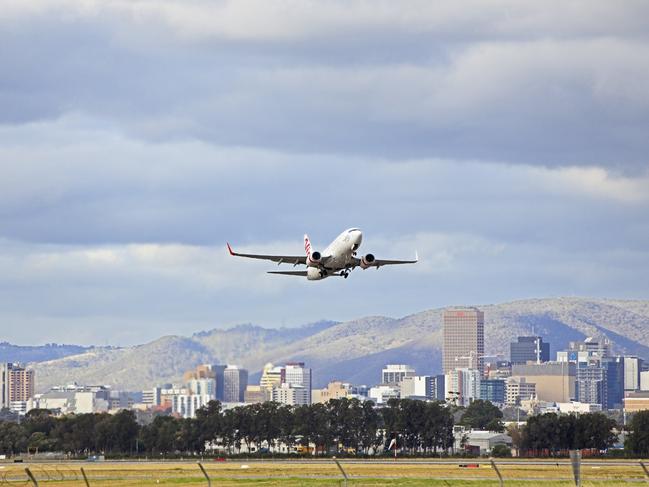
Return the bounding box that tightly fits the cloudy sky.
[1,1,648,345]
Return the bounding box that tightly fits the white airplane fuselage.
[308,228,363,274]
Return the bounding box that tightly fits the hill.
[28,297,649,392]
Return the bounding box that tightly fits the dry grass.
[1,459,648,486]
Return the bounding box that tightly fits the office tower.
[624,357,644,391]
[209,365,227,401]
[603,356,625,409]
[443,308,485,374]
[223,366,248,403]
[511,362,576,403]
[282,362,312,404]
[400,376,431,399]
[382,364,416,384]
[576,365,607,408]
[480,379,506,404]
[1,363,35,408]
[510,337,550,364]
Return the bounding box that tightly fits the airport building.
[443,308,485,374]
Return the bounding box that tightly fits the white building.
[625,357,644,391]
[271,383,309,406]
[445,368,481,406]
[282,362,312,404]
[556,401,602,413]
[641,371,649,391]
[369,384,400,404]
[400,376,433,399]
[382,364,415,384]
[454,430,512,455]
[29,390,109,415]
[172,394,212,418]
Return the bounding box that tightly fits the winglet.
[227,242,235,256]
[415,251,419,262]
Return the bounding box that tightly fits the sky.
[1,0,648,345]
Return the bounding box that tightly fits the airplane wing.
[227,243,307,266]
[267,271,308,276]
[352,252,418,268]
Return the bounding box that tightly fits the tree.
[574,413,617,450]
[459,400,504,432]
[491,444,512,457]
[626,410,649,456]
[0,421,27,455]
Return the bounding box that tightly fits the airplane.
[227,228,417,280]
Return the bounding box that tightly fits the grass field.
[2,459,649,486]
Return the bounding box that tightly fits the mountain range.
[3,297,648,393]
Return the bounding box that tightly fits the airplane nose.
[354,231,363,245]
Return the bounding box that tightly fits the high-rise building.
[209,365,227,401]
[382,364,416,385]
[260,363,283,399]
[511,362,576,403]
[510,337,550,364]
[1,363,35,408]
[445,368,481,406]
[603,356,625,409]
[223,366,248,403]
[443,308,485,374]
[624,356,644,391]
[576,365,607,407]
[282,362,312,404]
[480,379,506,405]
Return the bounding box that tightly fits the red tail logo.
[304,234,311,256]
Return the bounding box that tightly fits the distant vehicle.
[227,228,417,280]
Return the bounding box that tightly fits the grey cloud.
[1,3,649,170]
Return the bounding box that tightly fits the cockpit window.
[347,228,360,233]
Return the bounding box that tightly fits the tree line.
[0,398,454,456]
[2,400,648,458]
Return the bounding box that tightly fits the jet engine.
[360,253,375,269]
[307,266,325,280]
[307,251,322,266]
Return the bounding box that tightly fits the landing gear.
[341,269,351,279]
[319,269,328,278]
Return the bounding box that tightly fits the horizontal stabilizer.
[267,271,308,277]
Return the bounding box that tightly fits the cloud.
[1,2,649,169]
[0,2,648,345]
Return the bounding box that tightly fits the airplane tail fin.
[304,234,312,257]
